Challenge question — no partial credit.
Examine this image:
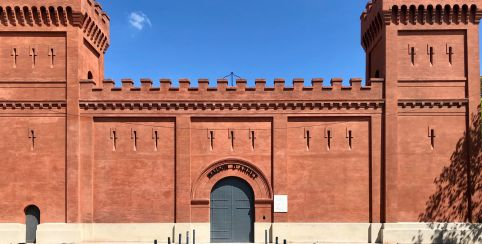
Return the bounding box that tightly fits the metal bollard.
[179,233,182,244]
[154,240,157,244]
[193,229,196,244]
[265,230,268,244]
[275,237,278,244]
[168,237,171,244]
[187,231,189,244]
[283,239,287,244]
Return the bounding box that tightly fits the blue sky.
[96,0,480,87]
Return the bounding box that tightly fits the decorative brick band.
[79,101,384,111]
[398,99,468,108]
[0,101,66,110]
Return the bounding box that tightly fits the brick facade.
[0,0,480,243]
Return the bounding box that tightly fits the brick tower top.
[0,0,110,54]
[0,0,110,82]
[360,0,482,51]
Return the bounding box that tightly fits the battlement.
[79,78,384,104]
[0,0,110,54]
[361,0,482,21]
[360,0,482,50]
[82,0,110,54]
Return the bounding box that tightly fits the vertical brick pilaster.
[66,29,81,223]
[384,26,400,223]
[370,114,383,223]
[175,116,192,222]
[465,24,481,223]
[273,115,288,222]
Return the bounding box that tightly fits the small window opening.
[409,46,416,65]
[87,71,93,80]
[110,129,117,151]
[229,129,235,151]
[28,129,36,151]
[153,129,159,151]
[208,130,215,151]
[11,48,18,68]
[347,130,353,150]
[448,46,453,65]
[429,46,434,66]
[249,130,256,150]
[429,129,436,149]
[29,48,37,68]
[304,129,311,150]
[48,48,55,68]
[325,129,332,151]
[374,70,380,78]
[131,129,138,151]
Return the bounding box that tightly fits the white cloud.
[128,11,152,30]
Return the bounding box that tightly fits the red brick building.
[0,0,480,243]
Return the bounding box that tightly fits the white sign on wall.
[274,195,288,213]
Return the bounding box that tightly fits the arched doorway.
[210,177,254,243]
[25,205,40,243]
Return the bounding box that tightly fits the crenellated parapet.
[81,0,110,54]
[360,0,385,50]
[0,0,110,54]
[360,0,482,50]
[79,78,384,111]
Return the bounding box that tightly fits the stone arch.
[191,158,272,203]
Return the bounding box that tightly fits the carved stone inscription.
[207,163,259,180]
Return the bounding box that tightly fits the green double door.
[210,177,254,243]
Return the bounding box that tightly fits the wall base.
[381,223,482,244]
[37,223,82,244]
[272,223,374,243]
[1,222,480,244]
[0,223,25,244]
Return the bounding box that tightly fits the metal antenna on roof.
[222,72,243,86]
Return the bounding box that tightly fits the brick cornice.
[79,100,385,111]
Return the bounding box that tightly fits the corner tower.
[361,0,481,223]
[0,0,109,83]
[0,0,110,224]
